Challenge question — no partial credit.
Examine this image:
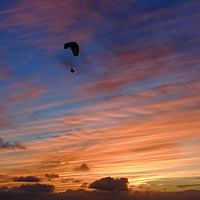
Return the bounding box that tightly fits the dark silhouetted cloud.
[13,176,40,182]
[177,184,200,188]
[0,188,200,200]
[89,177,128,191]
[74,163,90,171]
[10,183,54,193]
[45,174,59,179]
[0,138,25,150]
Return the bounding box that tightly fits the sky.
[0,0,200,195]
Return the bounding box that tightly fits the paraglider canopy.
[64,42,79,56]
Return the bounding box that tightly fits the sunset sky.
[0,0,200,193]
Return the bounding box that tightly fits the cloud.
[74,163,90,171]
[9,77,36,90]
[45,173,59,179]
[177,184,200,188]
[0,175,11,183]
[0,138,26,150]
[0,1,91,50]
[9,86,46,104]
[10,183,54,193]
[0,102,11,128]
[89,177,128,191]
[13,176,40,182]
[0,119,10,128]
[1,187,200,200]
[80,182,88,188]
[61,178,81,184]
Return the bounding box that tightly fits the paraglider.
[64,42,79,73]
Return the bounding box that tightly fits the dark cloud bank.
[13,176,40,182]
[0,177,200,200]
[0,188,200,200]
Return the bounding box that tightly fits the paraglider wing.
[64,42,79,56]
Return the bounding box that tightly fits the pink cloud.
[9,78,36,90]
[0,1,93,50]
[9,86,46,103]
